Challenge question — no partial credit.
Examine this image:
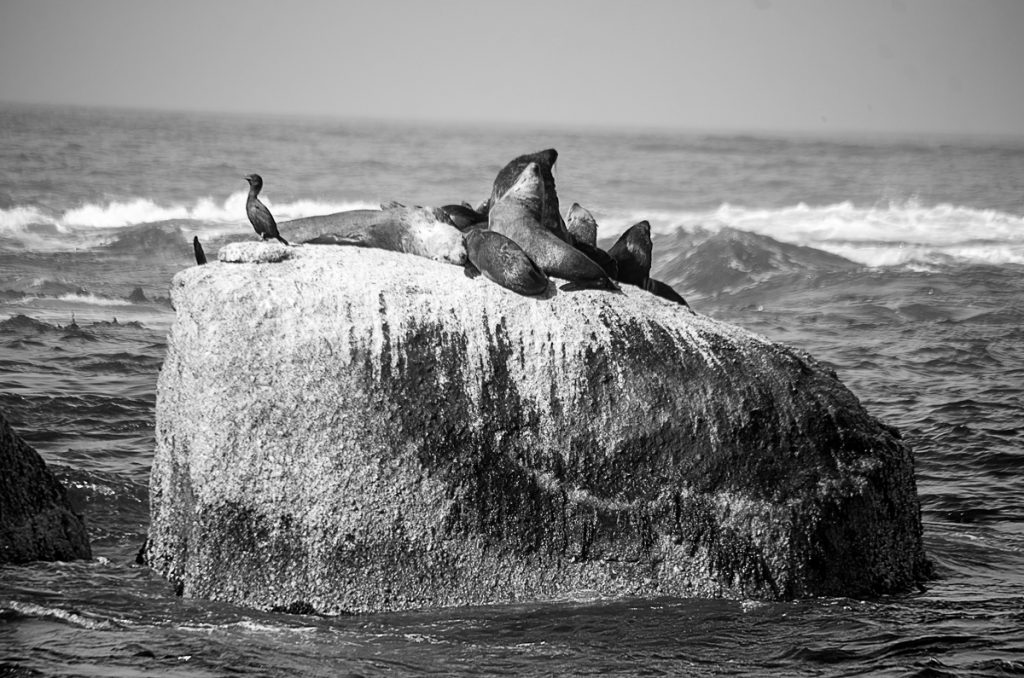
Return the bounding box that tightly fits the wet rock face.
[147,245,931,614]
[0,411,91,564]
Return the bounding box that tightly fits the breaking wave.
[600,200,1024,268]
[0,193,378,247]
[3,195,1023,267]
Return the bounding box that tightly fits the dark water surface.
[1,105,1023,676]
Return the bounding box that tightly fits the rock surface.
[148,244,931,614]
[0,411,91,564]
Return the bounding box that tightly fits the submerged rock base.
[148,245,930,614]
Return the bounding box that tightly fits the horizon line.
[3,98,1024,146]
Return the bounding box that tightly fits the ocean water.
[1,103,1023,677]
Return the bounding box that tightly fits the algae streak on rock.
[147,244,931,614]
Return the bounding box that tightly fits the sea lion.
[566,203,598,248]
[464,228,549,296]
[608,220,652,285]
[642,277,692,310]
[293,206,467,265]
[488,149,569,242]
[441,204,488,231]
[193,236,207,265]
[489,163,617,292]
[572,241,618,280]
[243,174,289,245]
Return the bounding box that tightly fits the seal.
[489,163,617,292]
[193,236,207,265]
[566,202,598,247]
[642,277,692,310]
[488,149,570,242]
[563,203,617,277]
[243,174,289,245]
[463,228,549,296]
[608,220,652,285]
[573,241,619,280]
[288,206,467,265]
[441,203,487,231]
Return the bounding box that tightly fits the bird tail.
[275,235,290,246]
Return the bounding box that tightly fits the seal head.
[566,203,599,248]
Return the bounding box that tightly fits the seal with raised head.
[243,174,289,245]
[288,206,467,265]
[608,220,652,285]
[563,203,617,278]
[463,228,549,296]
[566,202,599,248]
[489,163,617,292]
[488,149,569,242]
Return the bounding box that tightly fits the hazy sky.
[1,0,1022,136]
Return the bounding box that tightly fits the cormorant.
[243,174,288,245]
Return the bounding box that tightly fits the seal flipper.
[193,236,207,265]
[559,277,621,293]
[642,277,693,311]
[464,261,482,279]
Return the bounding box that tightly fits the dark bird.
[243,174,288,245]
[193,236,207,265]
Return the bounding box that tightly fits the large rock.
[0,411,91,563]
[147,243,931,614]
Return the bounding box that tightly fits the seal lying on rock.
[281,207,467,265]
[488,149,569,242]
[489,163,617,292]
[464,228,549,296]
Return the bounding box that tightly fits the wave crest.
[598,200,1024,267]
[0,193,379,249]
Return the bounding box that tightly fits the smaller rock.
[0,410,91,564]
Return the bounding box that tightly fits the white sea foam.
[55,293,135,306]
[0,205,58,230]
[6,601,117,630]
[596,200,1024,268]
[0,193,377,237]
[3,196,1023,267]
